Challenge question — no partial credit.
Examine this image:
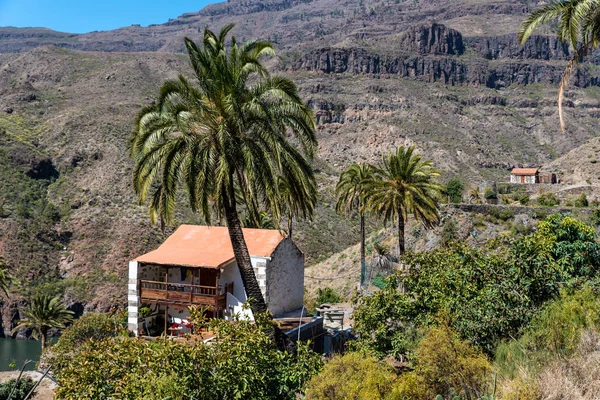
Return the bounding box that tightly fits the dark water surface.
[0,338,42,371]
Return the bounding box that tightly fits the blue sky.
[0,0,220,33]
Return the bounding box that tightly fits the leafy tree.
[51,313,322,400]
[352,214,600,356]
[364,146,443,255]
[336,163,373,287]
[537,192,560,207]
[440,218,458,247]
[519,0,600,131]
[445,178,464,203]
[129,25,317,350]
[12,294,74,350]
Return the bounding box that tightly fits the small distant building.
[538,171,558,184]
[510,168,538,184]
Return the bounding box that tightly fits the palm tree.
[336,163,372,287]
[278,176,316,240]
[12,295,74,351]
[130,25,317,350]
[519,0,600,131]
[364,146,443,255]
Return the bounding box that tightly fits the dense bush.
[315,287,343,305]
[304,352,398,400]
[575,193,589,207]
[0,377,36,400]
[51,314,322,400]
[484,187,497,200]
[394,324,492,399]
[537,192,559,207]
[353,214,600,356]
[445,178,464,203]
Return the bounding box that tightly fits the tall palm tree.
[12,295,74,350]
[364,146,443,255]
[130,25,317,350]
[336,163,372,287]
[519,0,600,131]
[278,176,316,240]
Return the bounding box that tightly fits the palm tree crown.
[336,163,372,286]
[519,0,600,131]
[130,25,317,350]
[364,146,443,255]
[12,294,74,350]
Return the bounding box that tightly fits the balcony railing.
[140,280,233,307]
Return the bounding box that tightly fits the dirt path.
[0,370,56,400]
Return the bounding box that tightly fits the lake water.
[0,338,42,371]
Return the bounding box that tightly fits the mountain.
[2,0,600,334]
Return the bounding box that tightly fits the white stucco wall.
[219,261,246,303]
[265,238,304,317]
[128,261,139,335]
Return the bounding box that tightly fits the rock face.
[399,23,464,56]
[292,24,600,90]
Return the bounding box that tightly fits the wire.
[304,271,359,281]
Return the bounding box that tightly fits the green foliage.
[441,218,458,247]
[495,286,600,380]
[537,192,559,207]
[591,208,600,226]
[445,178,464,203]
[352,214,600,356]
[488,207,514,222]
[0,376,36,400]
[483,187,497,200]
[48,311,127,353]
[394,324,492,400]
[316,287,343,304]
[574,193,589,207]
[52,314,322,400]
[304,352,398,400]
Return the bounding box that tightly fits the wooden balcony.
[140,280,233,309]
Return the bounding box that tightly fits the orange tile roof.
[511,168,538,176]
[136,225,286,268]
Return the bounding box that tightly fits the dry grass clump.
[537,329,600,400]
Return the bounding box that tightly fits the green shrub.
[590,208,600,226]
[495,287,600,380]
[316,287,343,305]
[305,352,398,400]
[574,193,589,207]
[52,314,322,400]
[537,192,559,207]
[445,178,464,203]
[441,218,458,246]
[394,324,492,400]
[484,187,497,200]
[0,376,36,400]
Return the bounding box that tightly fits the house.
[127,225,304,336]
[538,171,558,184]
[510,168,538,184]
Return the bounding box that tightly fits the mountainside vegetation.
[3,0,600,344]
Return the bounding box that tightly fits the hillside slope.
[2,0,600,333]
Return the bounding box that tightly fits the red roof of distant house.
[136,225,286,268]
[511,168,538,176]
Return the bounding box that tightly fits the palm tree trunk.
[398,213,405,255]
[288,213,293,240]
[360,213,366,287]
[222,187,295,353]
[40,327,47,351]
